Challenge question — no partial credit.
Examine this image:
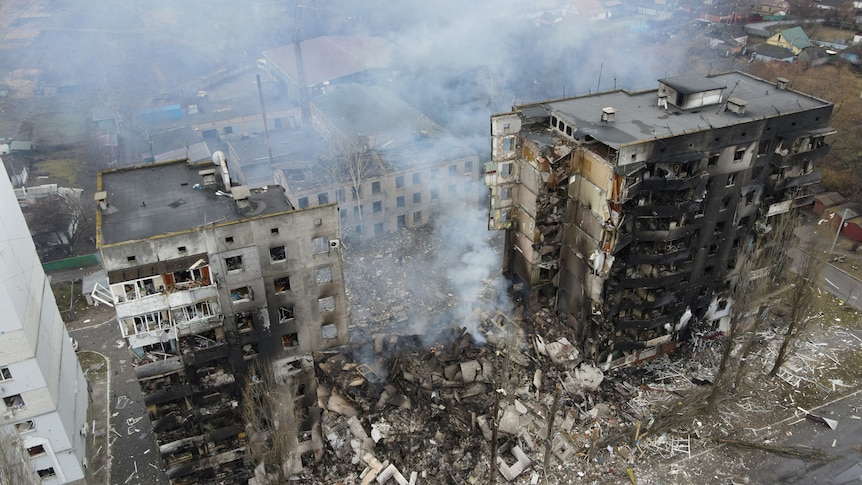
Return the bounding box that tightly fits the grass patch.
[32,157,83,186]
[77,351,107,381]
[51,279,91,320]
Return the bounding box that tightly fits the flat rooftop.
[98,160,294,245]
[520,71,832,148]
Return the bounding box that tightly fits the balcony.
[770,169,822,191]
[628,173,704,196]
[619,270,691,289]
[616,313,674,331]
[633,223,697,242]
[627,246,690,264]
[770,143,830,167]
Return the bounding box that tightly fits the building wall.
[487,78,834,366]
[0,172,87,484]
[279,155,482,239]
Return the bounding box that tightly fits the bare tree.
[768,228,823,377]
[241,360,298,485]
[320,137,381,238]
[0,427,39,485]
[707,213,800,412]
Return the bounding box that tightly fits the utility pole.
[829,208,849,254]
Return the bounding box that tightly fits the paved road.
[70,319,168,485]
[790,248,862,311]
[748,385,862,484]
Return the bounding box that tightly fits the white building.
[0,172,88,483]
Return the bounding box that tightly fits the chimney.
[198,168,217,186]
[776,77,789,90]
[601,107,616,123]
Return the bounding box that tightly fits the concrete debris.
[496,445,531,481]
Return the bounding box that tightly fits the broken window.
[225,255,243,272]
[397,215,406,228]
[722,197,731,210]
[133,311,167,332]
[449,164,457,176]
[707,154,719,168]
[726,173,737,187]
[312,236,329,254]
[733,148,745,162]
[225,236,234,243]
[27,445,45,457]
[315,266,332,284]
[318,193,329,205]
[396,196,405,208]
[353,205,360,218]
[500,162,513,177]
[4,394,25,410]
[321,323,337,339]
[318,296,335,313]
[298,196,309,208]
[279,306,295,322]
[274,276,291,293]
[236,312,254,332]
[0,367,11,380]
[464,161,474,174]
[282,333,299,349]
[502,137,513,152]
[372,181,381,194]
[414,211,422,223]
[373,201,382,213]
[336,188,345,202]
[413,192,421,204]
[270,245,286,262]
[230,286,253,302]
[296,382,307,397]
[37,468,56,479]
[351,186,360,200]
[412,172,421,185]
[431,188,439,201]
[501,187,511,200]
[758,140,770,155]
[395,175,404,189]
[14,420,35,434]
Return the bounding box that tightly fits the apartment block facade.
[93,154,347,482]
[273,83,482,239]
[0,172,88,484]
[486,72,834,367]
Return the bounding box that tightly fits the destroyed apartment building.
[91,153,348,483]
[486,71,834,367]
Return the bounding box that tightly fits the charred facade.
[486,72,834,367]
[93,154,347,483]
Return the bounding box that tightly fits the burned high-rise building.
[485,72,834,367]
[92,153,347,482]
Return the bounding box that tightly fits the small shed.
[813,191,846,215]
[842,216,862,242]
[823,203,860,229]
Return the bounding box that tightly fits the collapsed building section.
[93,154,348,483]
[486,71,834,367]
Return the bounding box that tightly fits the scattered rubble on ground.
[303,229,862,484]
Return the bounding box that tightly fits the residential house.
[485,72,834,368]
[766,26,812,55]
[748,43,795,62]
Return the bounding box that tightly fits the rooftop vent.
[198,168,217,186]
[232,185,251,210]
[725,97,747,116]
[776,77,789,90]
[601,107,616,123]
